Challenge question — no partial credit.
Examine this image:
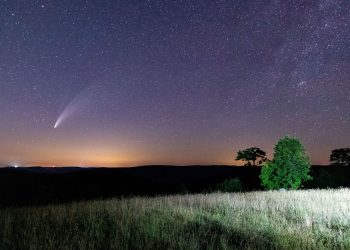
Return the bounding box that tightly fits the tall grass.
[1,189,350,249]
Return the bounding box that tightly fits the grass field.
[1,189,350,249]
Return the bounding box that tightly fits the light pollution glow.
[0,128,334,167]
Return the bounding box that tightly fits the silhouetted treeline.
[0,165,349,207]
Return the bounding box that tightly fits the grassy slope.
[1,189,350,249]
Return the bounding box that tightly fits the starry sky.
[0,0,349,167]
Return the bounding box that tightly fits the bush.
[215,178,243,192]
[260,136,312,190]
[314,168,338,188]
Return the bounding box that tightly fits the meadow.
[1,189,350,250]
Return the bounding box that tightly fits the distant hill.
[0,165,341,207]
[3,166,85,174]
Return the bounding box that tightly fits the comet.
[54,87,94,129]
[54,107,74,129]
[54,102,80,129]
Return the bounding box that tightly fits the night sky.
[0,0,349,167]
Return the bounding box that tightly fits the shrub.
[216,178,243,192]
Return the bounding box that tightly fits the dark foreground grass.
[1,189,350,249]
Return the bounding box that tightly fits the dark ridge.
[0,165,342,208]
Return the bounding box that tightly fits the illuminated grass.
[1,189,350,249]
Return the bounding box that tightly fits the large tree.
[330,148,350,166]
[260,136,312,190]
[235,147,266,166]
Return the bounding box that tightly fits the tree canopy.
[330,148,350,166]
[260,136,312,190]
[235,147,267,166]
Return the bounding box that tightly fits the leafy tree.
[235,147,266,166]
[330,148,350,167]
[260,136,312,190]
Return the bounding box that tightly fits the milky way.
[0,0,349,166]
